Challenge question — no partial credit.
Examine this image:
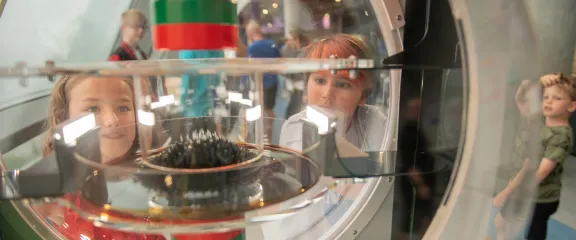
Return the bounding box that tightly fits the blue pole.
[179,50,224,117]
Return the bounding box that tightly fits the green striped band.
[154,0,237,25]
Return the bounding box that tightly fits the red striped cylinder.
[153,0,238,51]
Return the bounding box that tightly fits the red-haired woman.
[280,34,386,151]
[262,34,387,239]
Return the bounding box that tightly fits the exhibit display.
[0,0,570,239]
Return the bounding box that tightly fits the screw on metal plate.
[329,55,338,75]
[353,230,358,235]
[329,54,358,80]
[396,15,403,21]
[348,55,358,80]
[46,60,56,82]
[388,177,393,182]
[15,62,28,87]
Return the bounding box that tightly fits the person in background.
[109,9,167,98]
[109,9,148,61]
[245,20,281,140]
[398,97,435,239]
[282,29,309,118]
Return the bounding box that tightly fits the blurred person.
[109,9,148,61]
[282,29,309,118]
[245,20,281,140]
[397,97,435,239]
[109,9,167,98]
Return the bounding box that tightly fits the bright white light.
[227,91,253,106]
[262,9,269,14]
[63,114,96,145]
[138,110,155,126]
[306,106,330,134]
[150,95,175,109]
[223,48,237,58]
[246,105,262,122]
[335,0,341,2]
[267,23,273,28]
[272,3,278,8]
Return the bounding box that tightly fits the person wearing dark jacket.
[109,9,167,98]
[109,9,148,61]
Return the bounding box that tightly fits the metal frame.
[332,0,404,238]
[0,97,65,239]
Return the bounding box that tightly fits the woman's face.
[307,70,367,121]
[68,77,136,163]
[286,34,300,48]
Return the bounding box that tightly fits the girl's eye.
[314,78,326,85]
[86,106,99,113]
[335,81,351,89]
[118,106,131,112]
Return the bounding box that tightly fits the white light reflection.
[138,110,155,126]
[62,114,96,145]
[306,106,331,134]
[227,91,254,106]
[150,95,175,109]
[246,105,262,122]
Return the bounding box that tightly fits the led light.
[62,114,96,145]
[246,105,262,122]
[138,110,155,126]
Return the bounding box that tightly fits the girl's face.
[306,70,368,122]
[68,77,136,163]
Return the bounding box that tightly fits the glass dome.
[0,0,569,239]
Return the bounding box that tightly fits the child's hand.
[417,184,432,200]
[515,80,533,104]
[540,73,561,87]
[515,80,541,118]
[493,191,508,208]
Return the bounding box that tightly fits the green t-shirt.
[497,124,572,202]
[537,125,572,202]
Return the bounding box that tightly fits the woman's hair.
[303,34,374,95]
[42,75,134,156]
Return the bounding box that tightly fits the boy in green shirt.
[493,73,575,240]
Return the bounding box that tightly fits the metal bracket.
[382,0,406,30]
